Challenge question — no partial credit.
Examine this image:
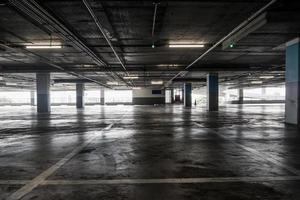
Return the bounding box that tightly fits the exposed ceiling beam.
[7,0,130,87]
[164,0,278,88]
[82,0,134,87]
[0,42,113,88]
[0,64,285,73]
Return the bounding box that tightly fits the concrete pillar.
[170,89,174,104]
[184,83,192,107]
[207,73,219,111]
[285,38,300,125]
[238,89,243,104]
[100,88,105,105]
[36,73,50,113]
[181,88,184,103]
[76,83,85,108]
[262,87,267,100]
[30,90,35,106]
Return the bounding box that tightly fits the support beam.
[207,73,219,111]
[30,90,35,106]
[100,88,105,105]
[238,89,244,104]
[285,38,300,125]
[36,73,50,113]
[76,83,85,109]
[184,83,192,107]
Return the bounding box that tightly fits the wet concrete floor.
[0,104,300,199]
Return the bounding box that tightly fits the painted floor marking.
[194,122,300,176]
[6,120,118,200]
[1,176,300,186]
[42,176,300,185]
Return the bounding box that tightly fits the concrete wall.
[132,88,165,105]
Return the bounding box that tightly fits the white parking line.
[194,122,300,176]
[6,121,117,200]
[42,176,300,185]
[1,176,300,186]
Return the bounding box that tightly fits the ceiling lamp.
[26,45,62,49]
[260,76,274,79]
[5,82,17,86]
[151,80,163,85]
[169,44,204,48]
[107,81,118,85]
[124,76,139,80]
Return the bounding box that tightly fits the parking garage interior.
[0,0,300,199]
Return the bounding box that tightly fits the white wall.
[132,88,165,98]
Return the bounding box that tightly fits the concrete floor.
[1,104,300,200]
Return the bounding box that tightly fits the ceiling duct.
[222,13,268,50]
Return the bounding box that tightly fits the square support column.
[30,90,35,106]
[100,88,105,105]
[184,83,192,107]
[238,89,243,104]
[207,73,219,111]
[181,88,184,104]
[285,38,300,125]
[76,83,85,108]
[36,73,50,113]
[170,89,174,104]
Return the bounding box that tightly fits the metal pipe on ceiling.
[82,0,127,72]
[82,0,134,87]
[151,2,159,47]
[8,0,130,88]
[164,0,278,88]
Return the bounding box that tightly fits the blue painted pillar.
[285,38,300,125]
[184,83,192,107]
[100,88,105,105]
[238,89,244,104]
[207,73,218,111]
[36,73,50,113]
[30,90,35,106]
[76,83,85,108]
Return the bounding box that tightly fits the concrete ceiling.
[0,0,299,90]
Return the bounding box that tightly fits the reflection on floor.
[1,104,300,200]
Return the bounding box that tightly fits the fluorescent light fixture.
[260,76,274,79]
[124,76,139,80]
[132,87,141,89]
[5,82,17,86]
[107,81,118,85]
[251,81,263,84]
[151,80,163,85]
[26,45,62,49]
[169,44,204,48]
[157,64,182,67]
